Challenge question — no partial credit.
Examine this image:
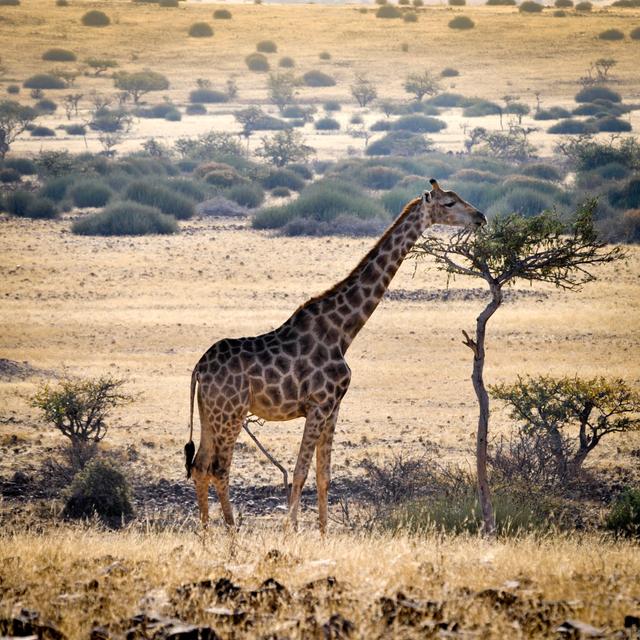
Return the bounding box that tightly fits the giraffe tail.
[185,365,198,479]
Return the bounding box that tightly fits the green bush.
[39,175,75,201]
[612,0,640,4]
[71,180,113,208]
[463,99,501,117]
[166,178,206,202]
[5,191,58,219]
[489,187,555,217]
[521,163,564,182]
[357,166,404,190]
[426,92,466,107]
[441,67,460,78]
[189,22,213,37]
[72,202,178,236]
[23,74,66,90]
[486,0,516,4]
[554,9,567,16]
[81,10,110,26]
[323,100,341,112]
[125,180,194,219]
[136,103,179,119]
[287,163,313,180]
[186,103,207,115]
[366,130,432,156]
[599,29,624,41]
[0,0,20,5]
[261,168,305,191]
[7,84,20,95]
[519,0,544,11]
[449,0,466,4]
[0,168,21,183]
[448,16,475,29]
[403,12,418,22]
[319,51,331,60]
[24,197,57,219]
[594,116,632,132]
[35,98,57,113]
[257,40,277,53]
[279,56,295,68]
[370,119,392,131]
[555,0,573,5]
[631,27,640,40]
[245,53,270,72]
[376,4,402,17]
[56,0,69,5]
[159,0,179,6]
[608,177,640,209]
[315,117,340,131]
[533,106,571,120]
[188,88,228,104]
[452,168,501,183]
[42,48,77,62]
[213,8,232,18]
[225,183,265,208]
[393,114,447,133]
[302,70,336,87]
[5,157,37,175]
[575,1,592,9]
[31,126,56,137]
[572,103,604,116]
[606,488,640,537]
[271,186,290,197]
[63,459,133,523]
[548,119,595,134]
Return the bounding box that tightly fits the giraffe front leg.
[316,408,338,535]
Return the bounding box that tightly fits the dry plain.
[1,0,640,638]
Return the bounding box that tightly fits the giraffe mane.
[295,196,423,312]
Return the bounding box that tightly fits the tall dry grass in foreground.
[0,523,638,638]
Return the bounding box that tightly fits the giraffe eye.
[444,202,456,208]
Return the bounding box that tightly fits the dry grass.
[0,523,639,638]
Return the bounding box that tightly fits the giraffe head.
[420,178,486,229]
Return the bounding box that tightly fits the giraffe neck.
[289,198,431,352]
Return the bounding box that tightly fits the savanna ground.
[1,0,640,638]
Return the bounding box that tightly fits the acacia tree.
[351,73,378,107]
[114,70,169,104]
[267,72,295,113]
[411,200,623,535]
[0,100,38,159]
[255,129,314,167]
[404,70,440,102]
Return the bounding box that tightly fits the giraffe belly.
[248,390,305,421]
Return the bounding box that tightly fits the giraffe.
[185,179,486,532]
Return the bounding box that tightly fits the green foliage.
[256,40,277,53]
[319,51,332,60]
[555,0,573,6]
[608,177,640,209]
[404,70,440,101]
[81,10,110,26]
[71,180,113,208]
[174,131,244,161]
[489,188,555,217]
[599,28,624,40]
[63,458,133,523]
[114,70,169,103]
[534,106,571,120]
[35,98,57,114]
[594,116,631,133]
[5,157,37,175]
[302,70,336,87]
[0,0,20,5]
[188,22,214,37]
[575,87,622,104]
[555,135,640,172]
[575,1,592,9]
[125,180,194,219]
[323,100,341,112]
[448,16,475,29]
[225,183,264,208]
[279,56,295,68]
[315,117,340,131]
[186,103,207,115]
[84,57,118,77]
[632,27,640,39]
[213,8,232,18]
[4,191,58,219]
[188,88,228,104]
[42,48,76,62]
[72,202,178,235]
[39,175,74,201]
[261,168,305,191]
[356,165,404,190]
[159,0,179,6]
[519,0,544,11]
[6,85,20,95]
[245,53,270,72]
[403,12,418,22]
[31,126,56,137]
[486,0,516,4]
[256,129,314,167]
[366,131,433,157]
[271,186,290,197]
[376,4,402,17]
[393,114,447,133]
[548,119,594,134]
[463,99,501,117]
[0,167,21,183]
[606,489,640,537]
[441,67,460,78]
[23,74,66,90]
[521,163,564,182]
[426,92,466,107]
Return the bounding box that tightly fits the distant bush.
[315,117,340,131]
[606,488,640,537]
[159,0,179,6]
[448,16,475,29]
[72,202,178,235]
[555,0,573,5]
[136,103,179,119]
[486,0,516,3]
[403,12,418,21]
[452,168,501,183]
[599,29,624,40]
[125,180,194,219]
[366,130,432,156]
[288,163,313,180]
[521,163,563,181]
[7,85,20,95]
[376,4,402,17]
[282,105,309,119]
[519,0,544,11]
[186,103,207,115]
[548,119,596,134]
[225,183,264,208]
[213,8,232,18]
[0,0,20,5]
[23,74,66,90]
[257,40,277,53]
[441,67,460,78]
[572,103,604,116]
[594,116,632,132]
[463,99,501,117]
[319,51,332,60]
[35,98,57,114]
[31,126,56,137]
[42,48,77,62]
[261,168,305,191]
[427,92,466,107]
[5,157,37,175]
[195,161,243,183]
[323,100,342,112]
[632,27,640,40]
[166,178,206,202]
[577,86,623,104]
[612,0,640,4]
[189,89,228,106]
[271,186,290,197]
[245,53,270,72]
[39,175,75,202]
[303,70,336,87]
[370,119,392,131]
[575,1,592,9]
[279,56,295,68]
[393,114,447,133]
[189,22,213,37]
[63,459,133,523]
[554,9,567,15]
[449,0,466,4]
[492,187,555,217]
[71,180,113,208]
[357,166,404,190]
[534,106,571,120]
[81,10,110,26]
[608,177,640,209]
[56,0,69,5]
[0,168,21,183]
[5,191,57,219]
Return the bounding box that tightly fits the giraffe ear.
[429,178,441,192]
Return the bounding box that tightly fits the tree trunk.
[465,279,502,537]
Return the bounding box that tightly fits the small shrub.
[519,0,544,11]
[42,48,77,62]
[323,100,342,112]
[279,56,295,68]
[186,103,207,115]
[189,22,213,37]
[594,116,632,132]
[599,29,624,41]
[319,51,332,60]
[225,183,265,208]
[189,88,228,104]
[608,177,640,209]
[631,27,640,40]
[4,191,34,216]
[0,168,21,183]
[370,119,392,131]
[427,92,466,107]
[35,98,57,113]
[257,40,277,53]
[56,0,69,5]
[449,0,466,4]
[81,10,110,26]
[448,16,475,29]
[315,117,340,131]
[521,163,563,181]
[358,166,404,190]
[575,1,592,9]
[65,123,87,136]
[350,114,364,125]
[63,459,133,523]
[403,12,418,22]
[166,178,206,202]
[401,43,409,52]
[23,74,66,90]
[213,8,232,18]
[533,106,571,120]
[31,126,56,137]
[282,105,309,119]
[486,0,516,3]
[393,114,447,133]
[287,163,313,180]
[5,157,37,175]
[261,168,305,191]
[0,0,20,5]
[554,9,567,16]
[606,489,640,537]
[441,67,460,78]
[555,0,573,5]
[72,202,178,235]
[71,180,113,208]
[39,175,74,202]
[159,0,179,6]
[302,70,336,87]
[463,99,501,117]
[271,186,290,197]
[245,53,270,72]
[548,119,594,134]
[366,130,432,156]
[451,169,501,183]
[376,4,402,17]
[125,180,194,219]
[576,86,622,104]
[7,85,20,95]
